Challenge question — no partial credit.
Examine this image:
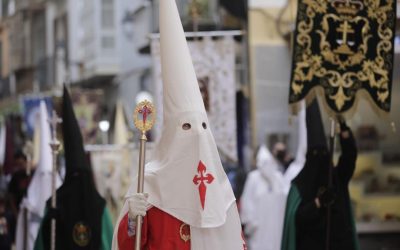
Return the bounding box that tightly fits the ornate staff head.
[133,100,156,134]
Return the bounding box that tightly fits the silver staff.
[133,100,156,249]
[48,110,62,250]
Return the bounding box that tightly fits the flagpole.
[326,118,337,250]
[133,100,156,250]
[48,110,62,250]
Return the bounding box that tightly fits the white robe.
[241,170,286,250]
[15,201,42,250]
[15,102,62,250]
[240,104,306,250]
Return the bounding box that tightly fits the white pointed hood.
[25,101,62,215]
[256,145,285,192]
[256,145,281,173]
[138,0,236,228]
[159,0,205,116]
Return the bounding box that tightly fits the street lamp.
[135,90,153,105]
[99,120,110,144]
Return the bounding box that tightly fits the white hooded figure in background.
[15,101,62,250]
[240,102,307,250]
[112,0,246,249]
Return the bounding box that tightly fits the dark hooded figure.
[281,100,359,250]
[34,86,113,250]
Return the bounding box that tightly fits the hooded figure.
[112,0,245,249]
[34,87,113,250]
[281,100,359,250]
[0,122,5,170]
[0,122,6,194]
[15,101,62,250]
[240,102,306,250]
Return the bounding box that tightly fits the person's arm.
[296,186,336,225]
[239,173,258,236]
[296,199,320,226]
[116,211,148,250]
[115,194,149,250]
[284,101,307,183]
[336,123,357,183]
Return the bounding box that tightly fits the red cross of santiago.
[193,161,214,210]
[139,105,152,125]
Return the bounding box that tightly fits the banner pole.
[325,118,336,250]
[48,110,62,250]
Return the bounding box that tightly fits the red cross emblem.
[193,161,214,210]
[138,105,152,125]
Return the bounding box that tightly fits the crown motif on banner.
[332,0,363,16]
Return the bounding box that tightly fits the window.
[101,0,114,29]
[101,36,115,49]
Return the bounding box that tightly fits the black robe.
[281,129,359,250]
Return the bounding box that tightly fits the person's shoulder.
[246,169,262,181]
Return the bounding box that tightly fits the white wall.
[67,0,84,82]
[252,44,299,153]
[116,0,152,126]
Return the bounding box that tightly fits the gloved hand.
[339,120,349,131]
[128,193,149,220]
[317,187,335,208]
[338,119,352,139]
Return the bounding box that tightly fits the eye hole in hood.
[182,123,191,130]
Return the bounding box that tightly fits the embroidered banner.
[289,0,396,115]
[151,36,238,161]
[70,88,103,144]
[22,96,53,137]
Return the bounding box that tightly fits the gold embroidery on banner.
[291,0,394,112]
[179,223,190,243]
